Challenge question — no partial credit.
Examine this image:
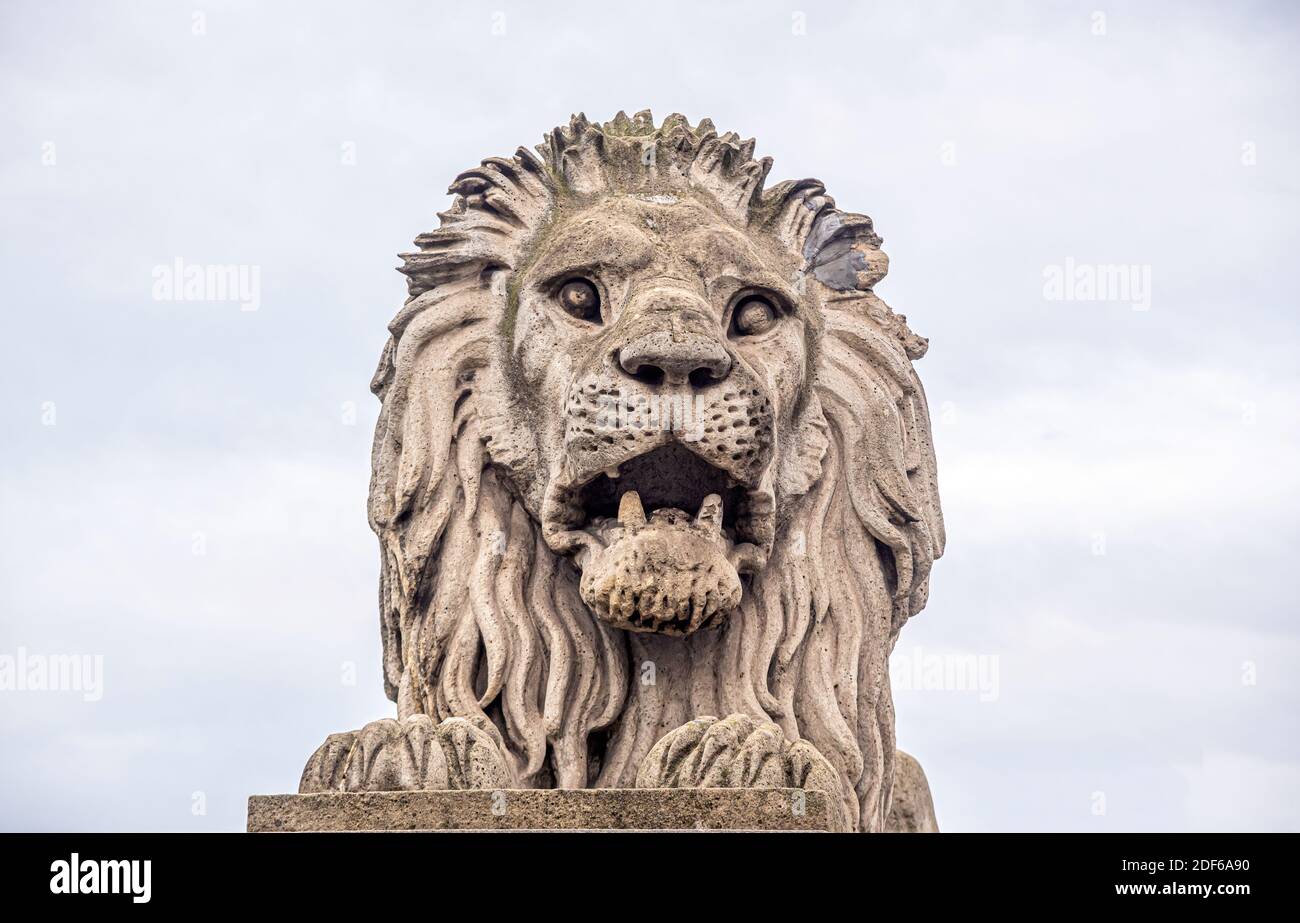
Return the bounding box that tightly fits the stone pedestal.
[247,788,832,832]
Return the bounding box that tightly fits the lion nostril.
[688,366,722,388]
[630,364,665,386]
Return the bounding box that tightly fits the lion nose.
[617,329,733,387]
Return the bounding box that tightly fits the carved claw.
[635,713,850,831]
[299,716,511,793]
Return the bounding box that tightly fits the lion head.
[366,111,944,831]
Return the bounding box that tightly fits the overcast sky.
[1,0,1297,832]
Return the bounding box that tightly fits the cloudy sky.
[1,0,1296,831]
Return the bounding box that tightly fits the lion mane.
[366,111,944,832]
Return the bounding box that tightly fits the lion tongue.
[580,490,743,635]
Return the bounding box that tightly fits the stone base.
[247,788,832,832]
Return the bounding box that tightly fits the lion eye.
[732,297,777,336]
[557,279,601,323]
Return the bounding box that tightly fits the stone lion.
[299,112,945,833]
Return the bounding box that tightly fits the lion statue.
[299,111,945,833]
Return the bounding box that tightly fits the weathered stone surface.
[248,788,832,832]
[886,751,940,833]
[288,111,946,832]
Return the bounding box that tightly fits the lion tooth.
[618,490,646,529]
[604,466,620,479]
[695,493,724,534]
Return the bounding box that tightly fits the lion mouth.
[578,444,743,529]
[542,443,773,574]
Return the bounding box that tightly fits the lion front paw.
[635,714,848,830]
[298,716,511,793]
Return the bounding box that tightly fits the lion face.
[503,194,814,634]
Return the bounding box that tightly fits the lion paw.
[635,714,848,830]
[298,716,511,793]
